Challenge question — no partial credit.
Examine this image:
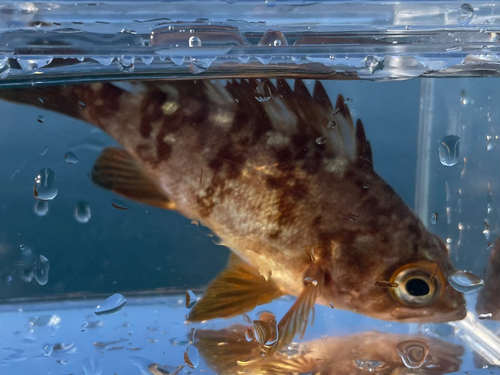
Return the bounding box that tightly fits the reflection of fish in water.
[476,236,500,320]
[0,78,466,350]
[193,323,464,375]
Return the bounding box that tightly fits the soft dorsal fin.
[187,255,284,322]
[91,147,175,210]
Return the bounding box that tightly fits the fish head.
[328,230,466,323]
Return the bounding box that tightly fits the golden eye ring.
[390,262,442,307]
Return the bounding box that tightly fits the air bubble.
[448,269,484,293]
[141,56,154,66]
[273,39,281,46]
[33,200,49,217]
[479,313,492,319]
[430,212,438,224]
[483,219,490,240]
[316,137,327,145]
[265,0,276,7]
[184,346,200,369]
[95,293,127,316]
[186,290,196,308]
[81,322,88,332]
[34,255,49,286]
[457,3,474,26]
[74,202,91,224]
[303,277,317,287]
[439,135,460,167]
[37,115,44,123]
[64,152,78,164]
[460,89,468,106]
[43,344,54,357]
[170,56,185,66]
[254,81,272,102]
[364,55,383,73]
[188,36,202,47]
[33,168,58,201]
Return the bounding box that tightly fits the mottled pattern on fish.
[0,79,465,341]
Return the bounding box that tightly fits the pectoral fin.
[91,147,175,210]
[187,256,284,322]
[269,281,318,354]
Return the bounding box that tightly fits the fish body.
[0,78,466,348]
[193,323,464,375]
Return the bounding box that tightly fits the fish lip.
[390,304,467,323]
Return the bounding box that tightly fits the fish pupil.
[405,278,430,296]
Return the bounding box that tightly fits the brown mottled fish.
[192,323,464,375]
[476,236,500,320]
[0,78,466,350]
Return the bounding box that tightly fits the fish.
[192,323,465,375]
[0,78,466,350]
[476,236,500,320]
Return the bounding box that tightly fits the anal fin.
[91,147,175,210]
[187,256,284,322]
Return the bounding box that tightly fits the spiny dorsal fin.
[187,256,284,322]
[355,119,373,169]
[91,147,175,210]
[313,80,334,115]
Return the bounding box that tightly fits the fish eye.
[405,277,430,297]
[390,264,442,307]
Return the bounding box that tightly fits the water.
[0,1,500,374]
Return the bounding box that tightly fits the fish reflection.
[192,324,464,375]
[476,236,500,320]
[0,78,465,349]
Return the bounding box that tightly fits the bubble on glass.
[42,344,54,357]
[430,212,438,224]
[36,115,44,123]
[141,56,154,66]
[33,200,49,217]
[316,136,327,145]
[254,81,272,102]
[111,199,130,210]
[34,255,49,286]
[303,277,318,287]
[364,55,383,73]
[479,313,492,320]
[82,356,102,375]
[396,339,429,369]
[447,269,484,293]
[188,36,202,48]
[265,0,276,7]
[483,219,491,240]
[64,151,79,164]
[170,56,185,66]
[183,346,200,369]
[439,135,460,167]
[33,168,58,201]
[74,202,91,224]
[457,3,474,26]
[81,322,88,332]
[460,89,469,106]
[185,290,196,308]
[95,293,127,316]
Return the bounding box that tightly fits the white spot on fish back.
[162,100,179,115]
[324,158,348,176]
[163,134,176,144]
[209,108,234,130]
[266,131,290,146]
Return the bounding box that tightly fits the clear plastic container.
[0,1,499,374]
